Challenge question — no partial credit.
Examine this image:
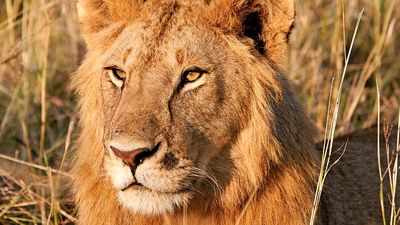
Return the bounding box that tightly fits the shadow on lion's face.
[99,4,258,215]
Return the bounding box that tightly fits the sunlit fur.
[71,0,319,224]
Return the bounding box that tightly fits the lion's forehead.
[105,4,212,71]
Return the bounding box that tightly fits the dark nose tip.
[110,143,161,170]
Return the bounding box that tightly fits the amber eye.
[105,67,126,88]
[182,68,207,83]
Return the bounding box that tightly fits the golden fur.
[71,0,398,224]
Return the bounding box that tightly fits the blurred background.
[0,0,399,224]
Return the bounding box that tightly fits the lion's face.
[74,1,316,222]
[100,5,252,215]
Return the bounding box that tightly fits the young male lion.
[71,0,398,224]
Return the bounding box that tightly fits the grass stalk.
[0,154,72,178]
[309,9,364,225]
[390,111,400,225]
[377,79,387,225]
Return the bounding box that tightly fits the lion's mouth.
[121,182,144,192]
[121,181,193,194]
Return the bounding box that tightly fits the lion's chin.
[117,186,191,215]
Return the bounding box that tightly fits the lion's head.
[73,0,317,223]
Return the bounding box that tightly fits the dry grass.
[289,0,399,134]
[0,0,399,224]
[0,0,79,224]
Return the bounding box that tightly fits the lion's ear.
[212,0,295,64]
[77,0,142,49]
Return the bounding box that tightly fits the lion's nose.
[110,143,160,170]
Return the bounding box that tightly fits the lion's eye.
[182,68,207,84]
[105,67,126,88]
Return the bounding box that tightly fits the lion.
[71,0,398,224]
